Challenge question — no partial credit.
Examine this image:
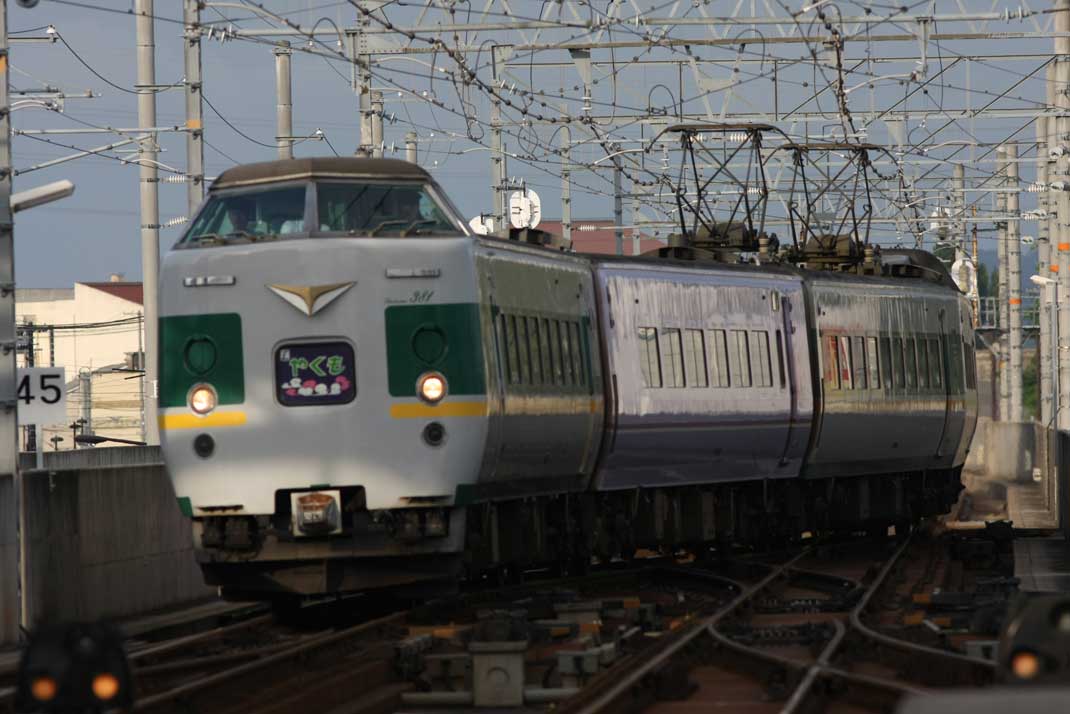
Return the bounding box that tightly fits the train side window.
[504,315,520,384]
[683,329,708,387]
[892,337,905,388]
[775,330,787,388]
[929,338,944,389]
[947,337,964,393]
[660,328,686,388]
[904,338,918,391]
[559,320,574,385]
[825,335,840,389]
[838,336,853,390]
[515,316,531,384]
[851,336,867,389]
[538,319,552,384]
[750,331,773,387]
[866,337,880,390]
[730,330,752,387]
[917,338,929,390]
[570,322,586,386]
[879,337,893,389]
[546,319,563,385]
[709,329,730,387]
[638,327,662,388]
[526,317,543,385]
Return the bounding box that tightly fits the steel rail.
[132,609,407,711]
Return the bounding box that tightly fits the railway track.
[0,529,1014,714]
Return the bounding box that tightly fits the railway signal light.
[16,622,133,713]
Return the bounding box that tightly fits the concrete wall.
[965,417,1042,483]
[2,447,213,644]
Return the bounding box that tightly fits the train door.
[776,293,801,466]
[935,307,961,460]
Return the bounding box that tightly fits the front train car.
[159,158,494,598]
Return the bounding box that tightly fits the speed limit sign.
[16,367,67,426]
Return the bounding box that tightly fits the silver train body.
[158,158,977,597]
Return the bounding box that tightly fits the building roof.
[538,219,663,256]
[212,157,429,190]
[81,282,143,305]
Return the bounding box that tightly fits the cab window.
[316,182,457,236]
[183,185,307,244]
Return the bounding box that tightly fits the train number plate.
[276,342,356,406]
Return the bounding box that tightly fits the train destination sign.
[276,342,355,406]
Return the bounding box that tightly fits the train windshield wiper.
[400,219,439,237]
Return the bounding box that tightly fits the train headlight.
[188,383,218,415]
[1010,650,1041,679]
[91,673,120,701]
[417,372,447,404]
[30,676,57,702]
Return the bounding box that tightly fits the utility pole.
[370,91,383,158]
[351,4,372,157]
[560,121,571,249]
[997,146,1010,420]
[1007,143,1023,422]
[613,158,624,256]
[23,323,33,453]
[1039,116,1054,427]
[1057,0,1070,433]
[183,0,204,216]
[274,41,293,160]
[405,131,417,164]
[136,0,160,444]
[137,311,145,444]
[79,370,92,445]
[1,0,17,482]
[490,45,505,231]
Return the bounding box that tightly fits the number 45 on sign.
[16,367,67,426]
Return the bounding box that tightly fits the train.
[158,156,978,600]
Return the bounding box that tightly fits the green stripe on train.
[159,313,245,408]
[385,303,485,397]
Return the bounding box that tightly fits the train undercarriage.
[201,468,963,602]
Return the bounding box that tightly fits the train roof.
[211,157,430,190]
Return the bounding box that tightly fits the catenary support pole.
[371,91,383,158]
[613,153,623,256]
[136,0,160,444]
[560,121,571,249]
[1008,143,1023,422]
[0,6,23,636]
[405,131,417,164]
[998,146,1010,420]
[183,0,204,216]
[1039,117,1054,427]
[274,42,293,160]
[1057,0,1070,433]
[490,46,505,231]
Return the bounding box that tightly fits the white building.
[16,275,146,450]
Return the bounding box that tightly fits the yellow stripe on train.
[159,411,248,430]
[389,401,488,419]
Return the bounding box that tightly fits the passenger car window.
[903,338,917,390]
[879,337,893,389]
[731,330,751,387]
[183,185,306,243]
[838,336,853,390]
[851,336,866,389]
[570,322,585,386]
[917,338,929,389]
[751,331,772,387]
[866,337,880,389]
[660,328,685,388]
[638,327,661,387]
[316,182,457,236]
[892,338,905,388]
[683,329,708,387]
[709,330,730,387]
[930,338,944,389]
[515,317,531,384]
[559,320,574,385]
[527,317,543,384]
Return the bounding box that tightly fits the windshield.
[317,182,458,236]
[183,185,307,244]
